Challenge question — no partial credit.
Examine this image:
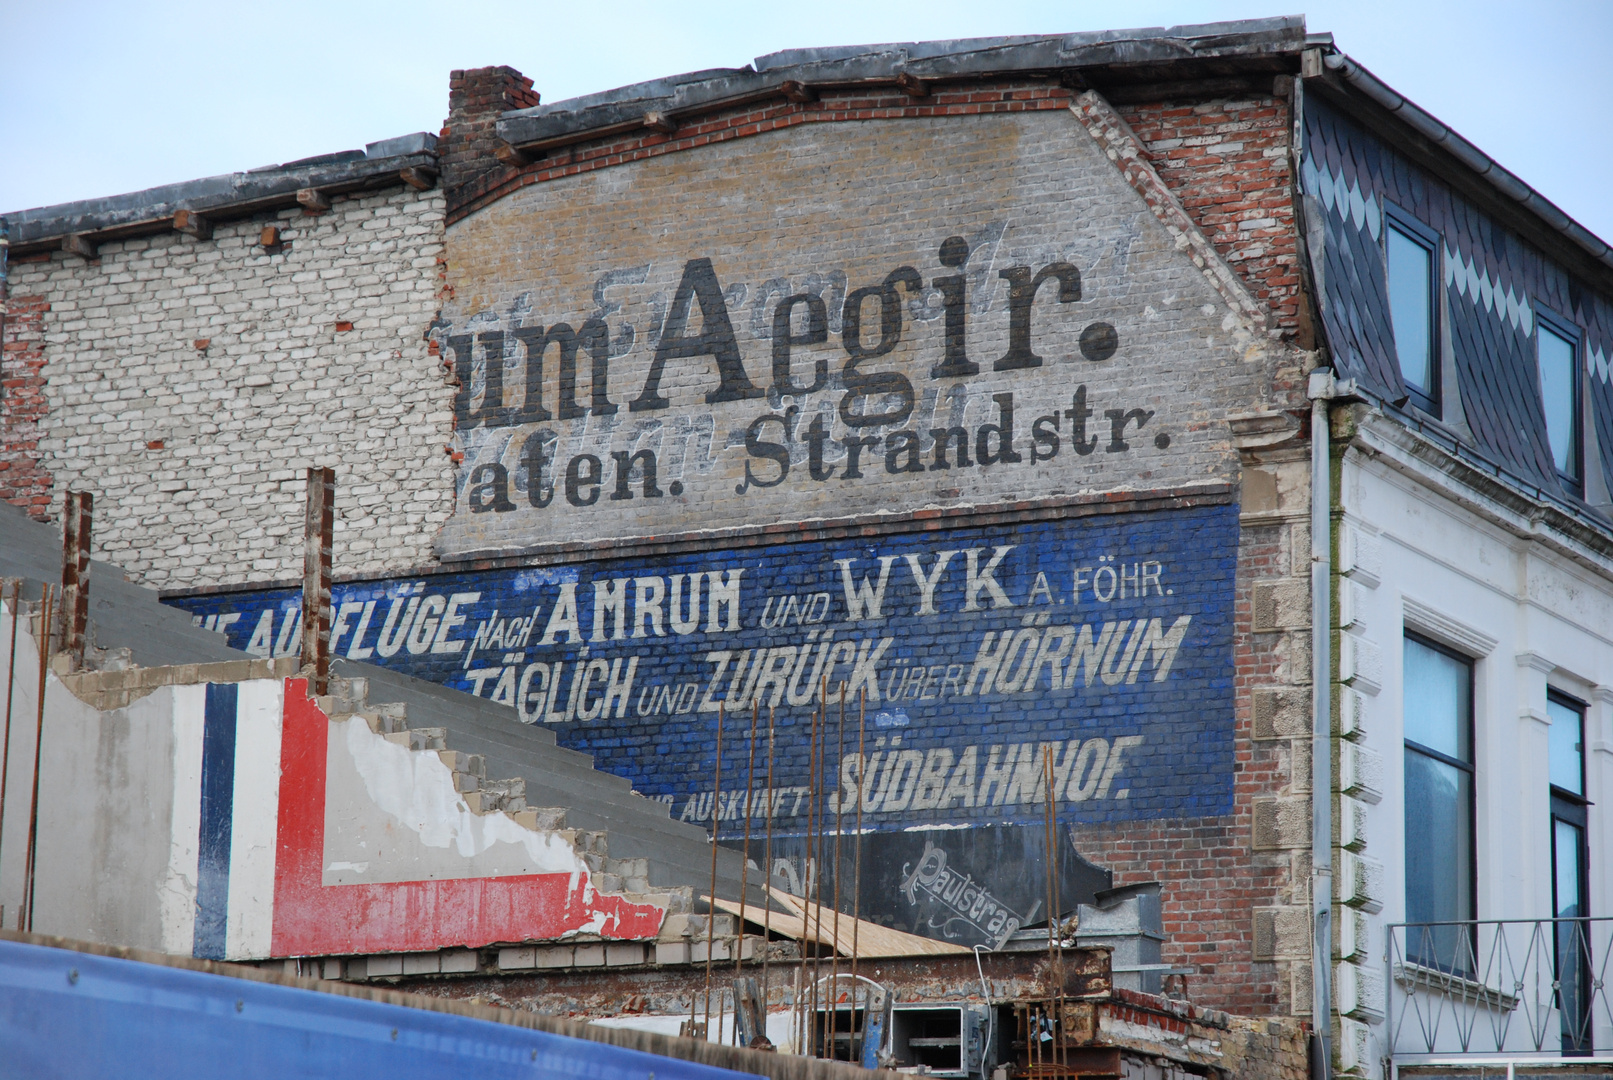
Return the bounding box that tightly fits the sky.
[3,1,1609,244]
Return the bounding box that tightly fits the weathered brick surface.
[0,291,53,516]
[4,186,452,589]
[1116,94,1305,346]
[7,61,1320,1024]
[438,99,1291,558]
[440,66,541,198]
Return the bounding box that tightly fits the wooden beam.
[779,80,817,104]
[172,209,212,240]
[259,225,283,253]
[493,142,531,168]
[642,110,678,135]
[296,187,331,214]
[398,166,438,191]
[61,234,98,260]
[894,72,929,98]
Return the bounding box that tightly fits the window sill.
[1393,961,1521,1012]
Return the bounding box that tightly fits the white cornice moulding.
[1401,596,1499,658]
[1515,651,1558,674]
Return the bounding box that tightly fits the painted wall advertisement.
[171,503,1236,843]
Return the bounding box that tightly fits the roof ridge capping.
[4,132,439,250]
[498,17,1308,150]
[750,16,1310,74]
[1320,51,1613,273]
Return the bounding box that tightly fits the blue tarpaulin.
[0,939,763,1080]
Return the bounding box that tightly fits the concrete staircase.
[0,499,769,913]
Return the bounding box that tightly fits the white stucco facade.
[1332,409,1613,1071]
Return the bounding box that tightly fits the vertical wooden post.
[59,491,92,670]
[301,467,335,695]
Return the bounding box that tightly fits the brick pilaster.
[440,66,540,204]
[1,291,53,519]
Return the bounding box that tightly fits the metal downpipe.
[1309,376,1335,1078]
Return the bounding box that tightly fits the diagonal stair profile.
[0,500,771,917]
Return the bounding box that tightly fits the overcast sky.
[3,1,1609,243]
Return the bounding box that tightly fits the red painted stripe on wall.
[270,678,664,957]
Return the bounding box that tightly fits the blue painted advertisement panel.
[168,503,1236,836]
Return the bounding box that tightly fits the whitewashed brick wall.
[12,186,454,590]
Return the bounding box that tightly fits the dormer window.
[1536,313,1583,496]
[1385,209,1441,415]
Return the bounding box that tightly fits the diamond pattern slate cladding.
[1304,96,1613,503]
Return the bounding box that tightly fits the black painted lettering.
[841,435,880,479]
[929,426,972,470]
[740,413,791,491]
[770,294,829,396]
[994,262,1081,371]
[446,335,476,427]
[805,413,836,482]
[975,392,1022,466]
[510,325,554,422]
[475,331,507,425]
[582,319,618,417]
[610,449,663,501]
[884,430,925,474]
[631,257,761,411]
[467,463,515,512]
[521,429,556,508]
[1105,407,1155,452]
[929,236,978,378]
[1064,386,1099,456]
[1031,413,1061,462]
[565,454,603,506]
[839,267,921,428]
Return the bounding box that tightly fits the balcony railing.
[1387,918,1613,1063]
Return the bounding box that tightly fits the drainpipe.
[1308,369,1355,1078]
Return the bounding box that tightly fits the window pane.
[1539,326,1579,478]
[1554,818,1583,921]
[1388,227,1434,393]
[1405,748,1474,971]
[1403,636,1470,761]
[1547,697,1584,795]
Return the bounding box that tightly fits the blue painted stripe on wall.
[193,683,238,960]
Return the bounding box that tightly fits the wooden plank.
[296,187,331,213]
[705,890,969,958]
[172,209,212,240]
[642,110,678,135]
[398,166,438,191]
[61,234,98,260]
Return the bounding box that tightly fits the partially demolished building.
[3,16,1610,1078]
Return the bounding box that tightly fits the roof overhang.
[495,17,1312,158]
[3,133,439,259]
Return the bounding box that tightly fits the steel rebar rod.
[704,703,724,1038]
[762,704,777,1038]
[0,580,21,896]
[21,584,54,932]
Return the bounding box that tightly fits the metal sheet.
[0,938,762,1080]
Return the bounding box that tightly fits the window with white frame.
[1403,632,1475,972]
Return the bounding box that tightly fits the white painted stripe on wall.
[225,678,285,961]
[159,684,207,956]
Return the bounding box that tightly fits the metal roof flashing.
[1313,51,1613,285]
